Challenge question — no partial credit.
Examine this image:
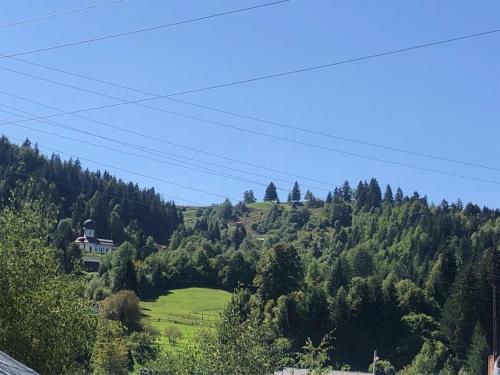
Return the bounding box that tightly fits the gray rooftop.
[0,352,39,375]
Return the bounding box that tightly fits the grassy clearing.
[141,287,231,350]
[181,206,200,227]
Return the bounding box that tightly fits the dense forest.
[1,136,500,374]
[0,136,182,243]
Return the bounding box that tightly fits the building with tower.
[74,219,116,254]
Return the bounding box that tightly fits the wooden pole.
[494,284,497,359]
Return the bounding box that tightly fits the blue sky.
[1,0,499,207]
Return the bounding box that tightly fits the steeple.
[83,219,96,238]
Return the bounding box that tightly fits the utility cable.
[0,0,290,58]
[0,87,334,187]
[2,28,499,171]
[0,93,499,186]
[0,131,239,202]
[0,105,291,192]
[5,62,499,175]
[0,0,125,30]
[0,93,329,192]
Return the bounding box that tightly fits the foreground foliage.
[0,205,96,374]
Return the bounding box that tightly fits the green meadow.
[141,287,231,350]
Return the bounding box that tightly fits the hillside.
[0,137,182,244]
[141,288,231,350]
[2,142,500,374]
[140,183,500,372]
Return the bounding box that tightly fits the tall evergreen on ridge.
[243,190,256,204]
[290,181,301,202]
[341,180,352,202]
[395,187,404,204]
[383,184,394,204]
[264,182,278,202]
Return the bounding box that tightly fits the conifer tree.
[341,180,352,202]
[243,190,256,204]
[355,181,368,209]
[333,187,342,201]
[264,182,278,202]
[325,191,332,204]
[383,184,394,204]
[368,178,382,208]
[290,181,301,202]
[395,187,404,204]
[463,323,488,375]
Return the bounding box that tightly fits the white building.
[74,219,116,254]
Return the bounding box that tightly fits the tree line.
[1,137,500,374]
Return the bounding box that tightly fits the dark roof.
[97,238,114,245]
[83,219,96,230]
[75,237,115,246]
[0,351,39,375]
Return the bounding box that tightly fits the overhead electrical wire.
[3,64,499,174]
[0,85,335,187]
[0,90,330,192]
[3,27,495,93]
[0,27,497,172]
[0,0,125,30]
[0,0,290,58]
[0,105,294,195]
[1,130,238,202]
[1,162,203,207]
[0,90,499,186]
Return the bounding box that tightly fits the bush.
[100,290,142,332]
[164,325,183,346]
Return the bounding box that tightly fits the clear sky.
[1,0,499,207]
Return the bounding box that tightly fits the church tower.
[83,219,96,238]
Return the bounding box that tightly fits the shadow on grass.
[140,289,172,303]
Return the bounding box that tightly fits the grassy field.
[141,287,231,350]
[181,206,199,227]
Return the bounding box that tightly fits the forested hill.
[0,136,182,243]
[3,135,500,373]
[154,180,500,373]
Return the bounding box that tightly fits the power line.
[3,27,498,97]
[3,64,499,174]
[0,91,330,193]
[0,162,202,208]
[161,28,500,97]
[0,0,125,30]
[1,91,499,186]
[1,131,238,202]
[0,0,290,58]
[0,103,296,193]
[0,27,496,171]
[0,85,334,187]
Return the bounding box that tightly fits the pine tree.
[21,137,31,148]
[368,178,382,208]
[341,181,352,202]
[383,184,394,204]
[355,181,368,209]
[290,181,301,202]
[463,323,488,375]
[395,187,404,204]
[264,182,278,202]
[325,191,332,204]
[333,187,342,201]
[243,190,256,204]
[304,190,313,201]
